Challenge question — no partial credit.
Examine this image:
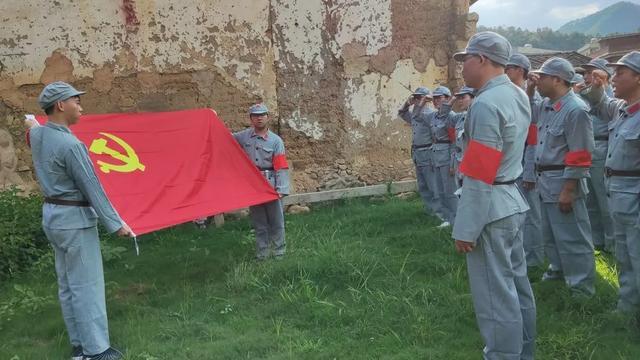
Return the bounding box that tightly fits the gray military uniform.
[532,89,596,295]
[432,105,459,223]
[443,104,467,188]
[453,75,536,360]
[583,95,615,252]
[583,82,640,311]
[516,85,545,269]
[233,128,290,259]
[399,103,442,217]
[30,122,123,356]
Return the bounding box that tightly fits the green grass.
[1,196,639,359]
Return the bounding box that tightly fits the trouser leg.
[613,213,640,312]
[586,176,603,246]
[424,164,446,219]
[46,229,82,348]
[444,168,458,224]
[266,199,286,257]
[433,165,456,223]
[587,166,614,251]
[466,213,536,360]
[546,199,595,295]
[541,201,562,273]
[249,204,270,259]
[426,165,444,220]
[413,149,438,215]
[44,226,110,355]
[522,186,544,268]
[415,164,433,213]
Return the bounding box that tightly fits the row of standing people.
[401,30,640,358]
[27,82,290,360]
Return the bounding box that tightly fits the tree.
[477,26,590,51]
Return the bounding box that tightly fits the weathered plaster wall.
[0,0,477,192]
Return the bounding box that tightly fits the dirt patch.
[39,50,75,84]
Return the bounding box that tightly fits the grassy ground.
[1,196,639,359]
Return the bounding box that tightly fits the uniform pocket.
[620,124,640,140]
[413,147,431,164]
[546,125,565,148]
[259,147,274,160]
[608,191,640,220]
[621,126,640,164]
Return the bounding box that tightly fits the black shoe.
[84,347,123,360]
[71,345,83,360]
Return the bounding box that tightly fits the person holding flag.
[27,81,134,360]
[233,104,290,261]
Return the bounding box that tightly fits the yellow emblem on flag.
[89,132,145,173]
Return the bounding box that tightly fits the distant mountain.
[558,1,640,36]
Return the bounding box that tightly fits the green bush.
[0,188,48,280]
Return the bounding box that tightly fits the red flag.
[34,109,279,235]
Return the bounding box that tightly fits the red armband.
[565,150,591,167]
[447,128,456,143]
[526,124,538,146]
[459,140,503,185]
[273,154,289,170]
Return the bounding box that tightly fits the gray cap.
[433,86,452,97]
[454,86,476,96]
[249,103,269,114]
[38,81,86,110]
[609,51,640,74]
[412,86,432,97]
[532,57,575,83]
[506,53,531,71]
[571,73,584,85]
[581,58,613,77]
[453,31,512,66]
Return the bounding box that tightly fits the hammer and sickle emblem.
[89,132,145,174]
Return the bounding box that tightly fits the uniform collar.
[475,74,510,97]
[544,89,573,112]
[250,128,269,139]
[621,101,640,117]
[45,121,72,134]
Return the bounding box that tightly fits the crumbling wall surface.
[0,0,476,192]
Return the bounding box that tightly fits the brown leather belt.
[44,197,90,207]
[535,164,565,172]
[605,167,640,177]
[435,140,451,144]
[257,167,274,171]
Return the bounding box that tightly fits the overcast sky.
[471,0,640,30]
